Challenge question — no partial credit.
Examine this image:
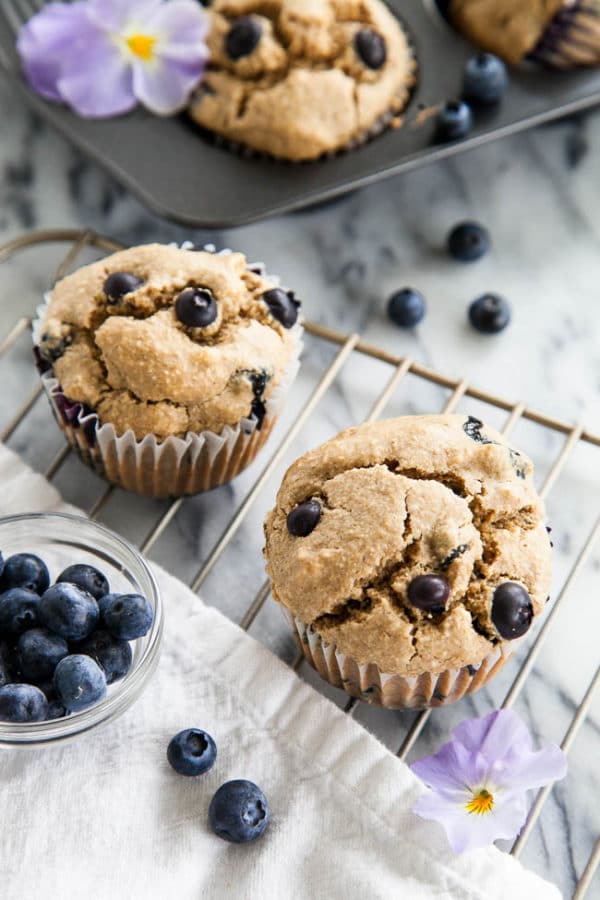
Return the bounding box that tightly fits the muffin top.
[38,244,300,441]
[189,0,415,160]
[450,0,564,64]
[264,415,552,675]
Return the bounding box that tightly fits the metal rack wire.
[1,229,598,898]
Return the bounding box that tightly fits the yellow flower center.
[466,789,494,815]
[126,34,157,61]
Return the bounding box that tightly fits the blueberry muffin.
[264,415,552,708]
[189,0,416,161]
[449,0,600,68]
[35,244,302,498]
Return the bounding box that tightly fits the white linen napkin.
[0,444,560,900]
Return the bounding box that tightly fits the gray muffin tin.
[1,0,600,228]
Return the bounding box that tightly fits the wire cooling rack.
[0,229,599,898]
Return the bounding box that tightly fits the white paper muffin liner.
[286,611,515,710]
[33,246,303,499]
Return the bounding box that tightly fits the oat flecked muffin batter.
[450,0,600,68]
[189,0,416,160]
[38,244,299,441]
[265,416,552,707]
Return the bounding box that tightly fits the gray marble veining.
[0,76,599,898]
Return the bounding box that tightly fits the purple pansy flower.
[411,709,567,854]
[17,0,208,118]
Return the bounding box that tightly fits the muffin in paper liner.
[33,247,303,499]
[189,0,417,162]
[286,611,514,710]
[529,0,600,69]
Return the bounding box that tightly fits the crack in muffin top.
[189,0,416,160]
[264,415,552,674]
[38,244,300,441]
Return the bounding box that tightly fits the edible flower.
[411,709,567,853]
[17,0,208,118]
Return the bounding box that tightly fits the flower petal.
[86,0,163,32]
[16,2,98,101]
[58,37,136,118]
[131,57,203,115]
[413,788,529,854]
[453,709,533,760]
[412,740,477,795]
[495,744,567,793]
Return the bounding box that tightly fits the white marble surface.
[0,75,599,898]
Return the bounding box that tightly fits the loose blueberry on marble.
[226,16,262,60]
[355,29,387,69]
[463,53,508,105]
[262,288,300,329]
[492,582,533,639]
[0,588,41,635]
[287,500,322,537]
[209,780,270,843]
[39,583,99,641]
[175,287,218,328]
[408,575,450,613]
[53,654,107,713]
[57,564,109,601]
[0,683,48,722]
[469,293,511,334]
[447,222,490,262]
[101,593,153,641]
[17,628,69,683]
[386,288,426,328]
[77,630,132,684]
[436,100,473,142]
[167,728,217,776]
[0,553,50,595]
[103,271,143,303]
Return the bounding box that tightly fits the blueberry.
[0,550,4,578]
[436,100,473,142]
[17,628,68,682]
[102,593,153,640]
[0,553,50,595]
[0,641,14,686]
[447,222,490,262]
[209,780,270,844]
[54,655,107,713]
[0,588,41,635]
[57,563,109,601]
[39,583,99,641]
[0,683,48,722]
[77,630,132,684]
[387,288,426,328]
[37,681,67,719]
[175,287,218,328]
[167,728,217,776]
[407,575,450,613]
[103,272,143,303]
[225,16,262,60]
[354,29,387,70]
[491,582,533,639]
[464,53,509,105]
[261,288,300,329]
[469,293,511,334]
[287,500,322,537]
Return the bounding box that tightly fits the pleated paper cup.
[33,249,302,499]
[286,611,514,710]
[530,0,600,69]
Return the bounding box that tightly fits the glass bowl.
[0,513,162,745]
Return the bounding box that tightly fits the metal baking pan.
[2,0,600,228]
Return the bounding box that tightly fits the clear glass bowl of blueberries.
[0,513,162,744]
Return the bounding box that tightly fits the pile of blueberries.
[168,728,270,844]
[0,552,153,723]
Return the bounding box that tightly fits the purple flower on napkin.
[411,709,567,853]
[17,0,209,118]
